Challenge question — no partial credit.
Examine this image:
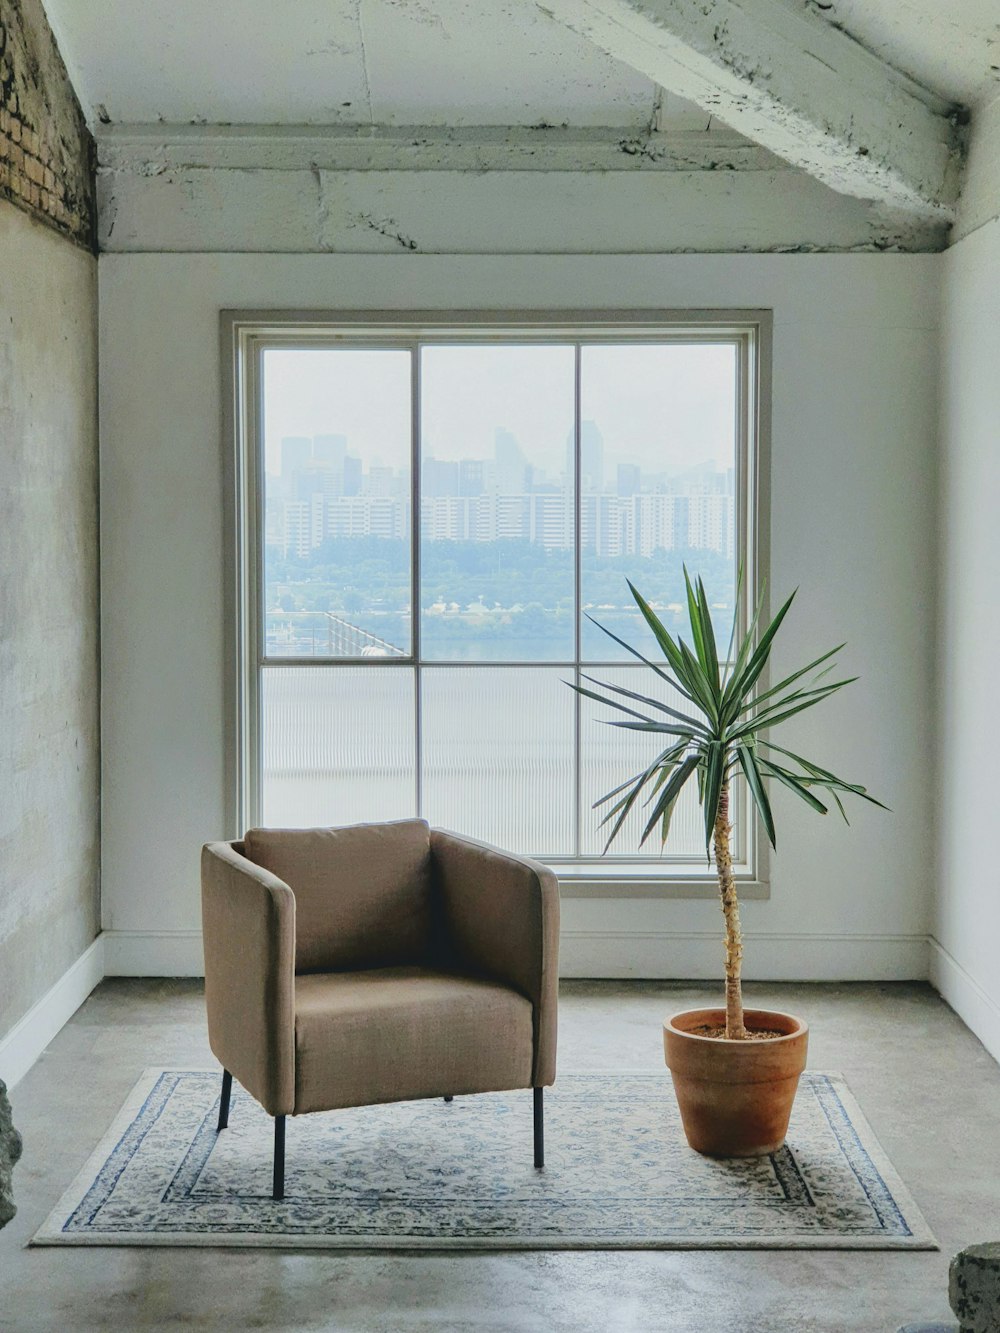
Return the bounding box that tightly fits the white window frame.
[222,309,772,899]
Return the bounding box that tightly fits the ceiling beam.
[96,123,781,175]
[94,124,948,254]
[535,0,965,218]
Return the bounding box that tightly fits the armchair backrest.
[242,819,433,973]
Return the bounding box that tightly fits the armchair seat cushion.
[293,966,534,1115]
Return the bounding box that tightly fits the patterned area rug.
[33,1069,936,1249]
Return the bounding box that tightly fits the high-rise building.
[342,455,362,496]
[529,493,573,549]
[366,466,394,497]
[580,493,623,556]
[687,493,735,559]
[494,428,530,494]
[635,493,684,556]
[278,495,325,558]
[421,496,476,542]
[295,461,337,500]
[459,459,486,496]
[313,434,347,468]
[280,436,311,479]
[617,463,642,497]
[423,458,460,497]
[313,495,409,542]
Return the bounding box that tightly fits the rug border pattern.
[31,1068,938,1251]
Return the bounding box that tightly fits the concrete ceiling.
[44,0,999,133]
[43,0,697,129]
[44,0,993,254]
[806,0,1000,109]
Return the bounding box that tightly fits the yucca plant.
[574,570,885,1040]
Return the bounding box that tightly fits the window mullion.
[248,337,265,831]
[411,341,423,819]
[573,342,583,860]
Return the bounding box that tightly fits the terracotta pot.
[663,1007,809,1157]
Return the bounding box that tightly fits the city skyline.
[268,420,735,494]
[262,342,738,478]
[265,421,736,562]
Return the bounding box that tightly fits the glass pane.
[262,348,412,658]
[421,668,574,855]
[420,345,575,662]
[579,666,708,859]
[261,667,415,826]
[579,344,738,662]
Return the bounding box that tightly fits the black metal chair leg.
[217,1069,232,1132]
[533,1087,544,1169]
[443,1095,453,1103]
[273,1115,286,1201]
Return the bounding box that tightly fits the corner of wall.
[931,173,1000,1063]
[951,91,1000,247]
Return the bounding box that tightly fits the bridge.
[265,611,407,659]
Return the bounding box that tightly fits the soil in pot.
[663,1007,809,1158]
[687,1023,787,1041]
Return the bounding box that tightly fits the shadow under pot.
[663,1008,809,1157]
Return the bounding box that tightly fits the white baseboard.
[928,936,1000,1066]
[0,929,953,1089]
[559,930,929,980]
[102,927,928,982]
[103,930,204,977]
[0,929,985,1092]
[0,936,105,1089]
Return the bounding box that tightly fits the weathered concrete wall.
[0,0,94,249]
[0,201,99,1049]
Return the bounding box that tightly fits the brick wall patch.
[0,0,95,250]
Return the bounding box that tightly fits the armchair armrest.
[430,830,560,1087]
[201,841,296,1116]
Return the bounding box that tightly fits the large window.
[230,315,766,882]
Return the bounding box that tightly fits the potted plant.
[575,570,885,1157]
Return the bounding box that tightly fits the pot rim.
[664,1006,808,1046]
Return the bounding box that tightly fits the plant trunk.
[715,779,746,1039]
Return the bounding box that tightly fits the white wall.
[98,252,939,980]
[932,213,1000,1059]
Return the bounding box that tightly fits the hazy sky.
[263,348,411,474]
[263,342,737,478]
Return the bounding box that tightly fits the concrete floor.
[1,979,996,1332]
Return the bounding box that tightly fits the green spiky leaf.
[574,565,884,864]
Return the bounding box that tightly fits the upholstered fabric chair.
[201,819,560,1199]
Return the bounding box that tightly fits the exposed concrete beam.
[95,125,948,254]
[535,0,966,218]
[96,123,781,175]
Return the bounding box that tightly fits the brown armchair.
[201,819,560,1199]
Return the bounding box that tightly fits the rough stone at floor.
[0,1078,23,1228]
